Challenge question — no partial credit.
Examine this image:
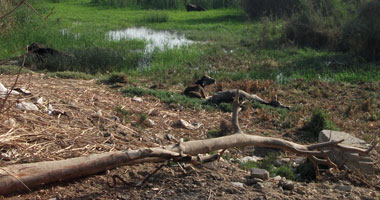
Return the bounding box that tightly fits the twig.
[0,168,32,192]
[135,163,166,187]
[0,51,26,114]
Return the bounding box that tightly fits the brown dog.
[184,75,216,99]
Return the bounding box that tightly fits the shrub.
[242,0,299,18]
[99,72,128,84]
[342,0,380,61]
[300,108,338,138]
[283,0,349,48]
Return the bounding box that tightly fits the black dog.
[27,43,63,62]
[184,75,216,99]
[186,4,206,12]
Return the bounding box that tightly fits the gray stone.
[335,185,352,192]
[250,168,270,180]
[318,130,374,174]
[273,175,282,181]
[280,180,295,191]
[246,178,263,185]
[240,156,263,163]
[231,182,244,188]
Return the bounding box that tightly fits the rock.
[293,157,306,167]
[36,97,44,105]
[4,118,16,127]
[240,156,263,163]
[335,185,352,192]
[256,182,264,189]
[144,119,155,127]
[132,96,143,102]
[250,168,269,180]
[318,130,374,174]
[246,178,263,185]
[17,101,39,111]
[295,187,306,195]
[274,158,290,167]
[173,119,202,130]
[279,180,295,191]
[273,175,282,181]
[165,134,176,141]
[231,182,244,188]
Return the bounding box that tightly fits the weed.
[137,113,148,125]
[239,160,258,170]
[99,72,128,84]
[273,165,295,180]
[300,108,338,138]
[207,129,220,138]
[115,106,130,123]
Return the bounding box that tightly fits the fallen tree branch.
[208,89,291,109]
[0,90,375,195]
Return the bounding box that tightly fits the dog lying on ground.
[27,43,74,62]
[183,75,216,99]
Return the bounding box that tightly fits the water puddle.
[105,27,194,53]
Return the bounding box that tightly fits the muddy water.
[105,27,194,53]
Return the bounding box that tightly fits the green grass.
[0,65,31,75]
[0,0,379,85]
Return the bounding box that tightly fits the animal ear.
[195,77,206,87]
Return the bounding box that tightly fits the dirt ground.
[0,73,379,199]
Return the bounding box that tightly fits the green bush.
[300,108,338,138]
[343,0,380,61]
[242,0,299,18]
[283,0,349,48]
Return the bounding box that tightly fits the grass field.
[0,0,379,84]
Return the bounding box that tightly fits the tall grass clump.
[342,0,380,61]
[139,11,168,23]
[283,0,350,48]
